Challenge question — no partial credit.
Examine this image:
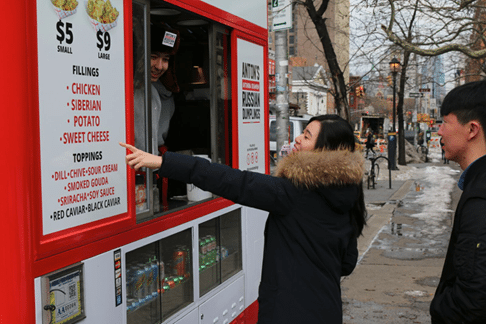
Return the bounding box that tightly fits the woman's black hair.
[308,114,356,152]
[308,114,367,237]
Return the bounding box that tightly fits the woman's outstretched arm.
[119,142,162,170]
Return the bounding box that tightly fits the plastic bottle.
[199,238,206,268]
[209,236,216,263]
[158,260,165,291]
[144,263,154,302]
[133,266,146,303]
[205,236,215,265]
[150,259,159,299]
[153,174,160,213]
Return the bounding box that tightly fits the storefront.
[2,0,269,323]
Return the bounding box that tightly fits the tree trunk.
[397,51,411,165]
[303,0,350,121]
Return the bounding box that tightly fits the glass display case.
[126,229,193,323]
[125,208,242,323]
[199,209,242,297]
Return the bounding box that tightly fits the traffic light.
[359,86,365,97]
[430,119,435,126]
[355,86,360,97]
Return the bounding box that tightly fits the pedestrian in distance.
[431,80,486,323]
[120,114,367,324]
[418,131,424,146]
[440,140,449,164]
[365,130,376,158]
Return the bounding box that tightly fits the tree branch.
[381,24,486,58]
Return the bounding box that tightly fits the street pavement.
[342,159,463,323]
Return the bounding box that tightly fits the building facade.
[268,0,350,115]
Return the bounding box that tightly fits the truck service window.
[132,0,232,222]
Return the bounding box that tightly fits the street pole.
[388,72,398,170]
[275,29,289,162]
[413,95,418,146]
[388,57,400,170]
[413,61,418,147]
[392,72,397,132]
[397,78,406,166]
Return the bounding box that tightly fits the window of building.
[132,0,232,223]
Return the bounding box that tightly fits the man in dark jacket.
[365,130,375,158]
[430,80,486,323]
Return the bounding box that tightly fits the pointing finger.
[119,142,137,153]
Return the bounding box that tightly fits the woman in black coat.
[120,114,367,323]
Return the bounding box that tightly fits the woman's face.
[293,120,321,153]
[150,52,170,82]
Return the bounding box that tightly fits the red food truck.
[2,0,268,323]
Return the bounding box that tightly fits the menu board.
[37,0,127,235]
[237,39,265,173]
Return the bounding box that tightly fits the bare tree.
[348,0,422,164]
[293,0,352,120]
[349,0,486,165]
[381,0,486,80]
[365,0,486,164]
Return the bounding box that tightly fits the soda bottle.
[133,266,146,304]
[150,259,159,299]
[144,263,154,302]
[209,236,217,263]
[199,238,206,267]
[173,246,186,276]
[182,245,191,273]
[205,236,212,265]
[158,260,165,291]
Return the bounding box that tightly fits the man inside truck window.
[134,23,180,154]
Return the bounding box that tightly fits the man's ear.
[468,120,482,141]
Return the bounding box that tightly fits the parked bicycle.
[366,156,392,189]
[367,159,380,189]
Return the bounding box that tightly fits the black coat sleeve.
[430,197,486,323]
[159,152,297,215]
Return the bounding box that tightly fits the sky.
[348,0,462,92]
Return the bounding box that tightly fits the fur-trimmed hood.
[275,149,364,189]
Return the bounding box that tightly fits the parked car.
[269,114,312,164]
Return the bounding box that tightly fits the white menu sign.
[37,0,127,235]
[237,39,265,173]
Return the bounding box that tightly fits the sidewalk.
[360,179,411,260]
[342,160,462,323]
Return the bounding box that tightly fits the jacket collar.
[462,153,486,190]
[275,149,364,189]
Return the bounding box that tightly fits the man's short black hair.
[441,80,486,130]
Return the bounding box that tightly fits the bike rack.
[368,156,392,189]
